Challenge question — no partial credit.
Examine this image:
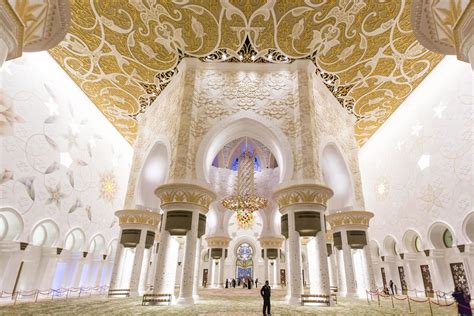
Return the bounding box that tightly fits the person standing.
[255,278,259,288]
[453,286,473,316]
[260,280,271,315]
[225,278,229,288]
[389,280,394,295]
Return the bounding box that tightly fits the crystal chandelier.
[222,140,268,228]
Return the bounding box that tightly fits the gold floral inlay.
[49,0,442,145]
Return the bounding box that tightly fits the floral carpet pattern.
[0,288,458,315]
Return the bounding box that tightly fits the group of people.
[225,277,259,289]
[383,280,472,316]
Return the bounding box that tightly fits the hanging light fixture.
[222,138,268,228]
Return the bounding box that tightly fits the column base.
[287,296,301,305]
[176,296,195,305]
[129,290,140,297]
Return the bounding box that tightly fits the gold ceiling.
[49,0,442,145]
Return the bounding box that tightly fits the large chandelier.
[222,141,267,228]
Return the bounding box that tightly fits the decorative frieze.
[206,236,231,248]
[273,184,333,210]
[326,210,374,229]
[258,235,285,248]
[115,209,161,229]
[155,183,216,212]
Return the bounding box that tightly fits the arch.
[196,114,294,184]
[30,219,60,247]
[106,239,118,258]
[370,240,381,257]
[64,228,86,252]
[135,137,171,209]
[382,235,399,256]
[462,212,474,243]
[428,221,456,249]
[88,234,106,255]
[0,207,23,241]
[402,229,423,253]
[320,142,355,210]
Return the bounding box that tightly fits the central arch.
[196,114,294,184]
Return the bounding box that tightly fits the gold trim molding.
[273,184,333,210]
[258,236,285,248]
[115,209,161,228]
[206,236,231,248]
[326,210,374,229]
[155,183,216,212]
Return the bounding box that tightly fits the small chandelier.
[222,139,267,228]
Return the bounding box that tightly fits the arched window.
[443,229,453,248]
[236,242,253,279]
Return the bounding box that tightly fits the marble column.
[362,245,376,290]
[129,229,147,295]
[336,248,347,293]
[263,249,269,283]
[218,250,225,288]
[193,238,202,299]
[341,231,357,296]
[460,251,474,292]
[34,247,58,290]
[328,251,338,288]
[287,209,303,304]
[177,210,199,304]
[108,228,124,290]
[284,239,292,299]
[209,259,215,287]
[274,255,281,288]
[153,211,174,295]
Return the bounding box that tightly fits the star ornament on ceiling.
[433,103,447,118]
[411,123,423,137]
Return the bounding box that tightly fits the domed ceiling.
[48,0,442,145]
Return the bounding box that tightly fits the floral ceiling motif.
[49,0,442,145]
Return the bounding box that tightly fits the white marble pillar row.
[153,210,175,296]
[209,258,215,288]
[263,249,269,283]
[341,231,357,296]
[287,210,303,304]
[315,226,331,299]
[328,251,338,288]
[362,244,376,291]
[193,238,202,299]
[108,228,124,290]
[336,248,346,294]
[274,254,281,288]
[34,248,58,290]
[178,210,199,304]
[218,249,225,288]
[129,228,147,295]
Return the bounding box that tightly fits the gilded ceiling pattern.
[49,0,442,145]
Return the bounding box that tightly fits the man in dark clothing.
[389,280,394,295]
[248,277,252,289]
[260,280,271,315]
[453,286,473,316]
[232,278,236,288]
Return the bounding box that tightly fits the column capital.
[411,0,472,64]
[206,236,231,248]
[258,235,285,248]
[115,209,161,230]
[326,210,374,230]
[155,183,216,214]
[273,184,333,214]
[0,0,70,61]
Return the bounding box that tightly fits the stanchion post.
[407,297,412,313]
[366,291,370,304]
[378,292,381,307]
[14,291,19,305]
[390,294,395,308]
[428,298,433,316]
[35,289,39,303]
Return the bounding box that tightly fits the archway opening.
[403,230,423,253]
[135,142,169,209]
[30,220,59,247]
[464,213,474,243]
[383,235,399,256]
[235,242,254,280]
[64,228,86,252]
[429,222,455,249]
[0,207,23,241]
[321,143,354,211]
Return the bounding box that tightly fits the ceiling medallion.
[222,139,267,229]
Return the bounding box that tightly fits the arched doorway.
[235,242,254,280]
